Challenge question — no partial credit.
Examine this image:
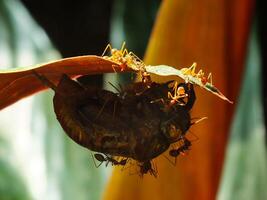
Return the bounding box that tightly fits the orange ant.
[167,81,188,106]
[180,63,212,85]
[102,42,151,85]
[102,42,129,71]
[150,82,194,112]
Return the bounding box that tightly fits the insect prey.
[33,69,197,177]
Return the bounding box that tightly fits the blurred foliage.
[0,0,108,199]
[110,0,160,57]
[0,137,30,200]
[218,23,267,200]
[0,159,31,200]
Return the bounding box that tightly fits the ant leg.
[164,155,175,165]
[167,91,175,99]
[196,69,204,78]
[182,63,196,76]
[94,98,109,120]
[190,62,197,75]
[111,64,118,73]
[163,153,176,166]
[187,129,199,142]
[128,51,142,62]
[150,98,165,104]
[112,100,117,119]
[151,160,158,177]
[102,44,113,56]
[171,81,178,92]
[207,73,212,85]
[120,41,126,52]
[108,82,121,93]
[32,70,57,91]
[122,48,128,57]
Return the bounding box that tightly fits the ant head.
[177,86,186,96]
[169,149,180,157]
[165,124,183,143]
[183,137,192,148]
[161,109,191,143]
[94,153,106,162]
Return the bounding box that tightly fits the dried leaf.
[145,65,233,103]
[0,55,125,110]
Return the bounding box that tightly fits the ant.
[93,153,127,167]
[168,137,192,164]
[180,62,212,85]
[139,160,157,177]
[167,81,188,106]
[102,42,129,71]
[150,82,195,112]
[102,42,151,85]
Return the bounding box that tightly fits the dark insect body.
[33,71,195,176]
[169,137,192,164]
[93,153,127,167]
[139,160,157,177]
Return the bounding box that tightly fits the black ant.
[93,153,127,167]
[139,160,157,177]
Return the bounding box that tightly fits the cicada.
[33,71,196,176]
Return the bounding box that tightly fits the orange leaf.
[0,55,123,110]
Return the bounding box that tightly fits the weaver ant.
[102,42,151,85]
[93,153,127,167]
[181,62,212,85]
[168,81,188,106]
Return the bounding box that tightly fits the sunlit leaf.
[146,65,233,103]
[0,56,123,110]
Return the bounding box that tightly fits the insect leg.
[167,91,175,100]
[207,73,212,85]
[163,154,176,166]
[120,41,126,53]
[150,98,165,104]
[102,44,113,56]
[32,70,57,91]
[112,100,118,119]
[94,98,110,120]
[189,62,197,75]
[108,82,121,93]
[128,51,143,63]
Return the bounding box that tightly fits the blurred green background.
[0,0,266,200]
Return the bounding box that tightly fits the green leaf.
[145,64,233,103]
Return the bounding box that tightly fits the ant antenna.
[190,117,208,125]
[32,70,57,91]
[108,81,121,93]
